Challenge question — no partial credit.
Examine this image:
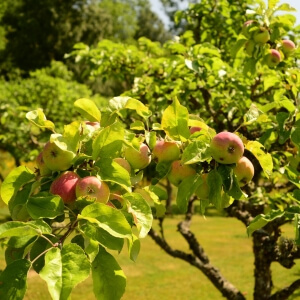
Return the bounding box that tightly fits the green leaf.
[130,120,145,131]
[291,127,300,149]
[231,37,247,57]
[123,193,153,238]
[74,98,101,122]
[285,166,300,188]
[207,170,223,210]
[39,244,90,300]
[26,108,55,131]
[243,104,265,125]
[95,159,132,192]
[295,214,300,246]
[161,97,190,142]
[0,222,41,239]
[276,3,297,12]
[268,0,280,9]
[0,166,35,205]
[247,210,285,236]
[92,246,126,300]
[181,138,211,164]
[78,203,132,239]
[92,121,125,160]
[0,259,31,300]
[245,141,273,178]
[27,193,64,219]
[128,234,140,262]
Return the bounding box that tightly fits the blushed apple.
[124,143,151,170]
[233,156,255,186]
[210,132,244,164]
[265,49,281,68]
[113,157,132,173]
[253,27,270,44]
[152,140,180,162]
[50,171,80,203]
[281,40,295,56]
[195,173,209,200]
[36,151,52,176]
[42,141,75,172]
[76,176,110,203]
[167,160,196,186]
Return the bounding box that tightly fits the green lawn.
[18,215,300,300]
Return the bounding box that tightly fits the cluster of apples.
[242,20,296,67]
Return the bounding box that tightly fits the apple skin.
[265,49,281,68]
[281,40,295,56]
[242,20,257,38]
[210,132,244,164]
[76,176,110,204]
[189,127,202,134]
[124,143,151,170]
[113,157,131,173]
[195,173,209,200]
[50,171,80,203]
[233,156,255,186]
[42,142,75,172]
[36,151,52,176]
[152,140,180,162]
[253,28,270,44]
[167,160,196,186]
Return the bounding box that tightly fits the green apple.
[281,40,295,56]
[167,160,196,186]
[76,176,110,203]
[233,156,255,186]
[152,140,180,162]
[124,143,151,170]
[113,157,132,173]
[195,173,209,200]
[265,49,281,68]
[50,171,80,203]
[43,141,75,171]
[253,28,270,44]
[210,132,244,164]
[36,151,52,176]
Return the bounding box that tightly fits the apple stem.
[40,234,57,247]
[31,245,55,265]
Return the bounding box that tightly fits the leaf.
[0,259,31,300]
[291,127,300,148]
[181,139,211,164]
[268,0,280,9]
[285,166,300,188]
[207,170,223,210]
[295,214,300,246]
[276,3,297,12]
[128,234,140,262]
[92,246,126,300]
[0,166,35,205]
[231,37,247,57]
[123,193,153,238]
[74,98,101,122]
[243,104,265,125]
[95,159,132,193]
[26,108,55,131]
[39,244,90,300]
[0,222,41,239]
[78,203,132,239]
[245,141,273,178]
[161,97,190,142]
[27,193,64,219]
[247,210,285,236]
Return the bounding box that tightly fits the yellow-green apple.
[50,171,80,203]
[195,173,209,200]
[76,176,110,203]
[42,142,75,171]
[167,160,196,186]
[281,40,295,56]
[36,151,52,176]
[233,156,255,186]
[189,127,202,134]
[124,143,151,170]
[253,27,270,44]
[152,140,180,162]
[210,132,244,164]
[265,49,281,67]
[113,157,131,173]
[242,20,257,38]
[245,40,255,56]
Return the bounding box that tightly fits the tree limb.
[269,279,300,300]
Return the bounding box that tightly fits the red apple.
[281,40,295,56]
[36,151,52,176]
[195,173,209,200]
[210,132,244,164]
[233,156,255,186]
[43,141,75,172]
[253,28,270,44]
[167,160,196,186]
[124,143,151,170]
[113,157,131,173]
[152,140,180,162]
[76,176,110,203]
[50,171,80,203]
[265,49,281,68]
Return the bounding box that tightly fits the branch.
[269,279,300,300]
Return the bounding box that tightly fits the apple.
[195,173,209,200]
[245,40,255,56]
[76,176,110,203]
[253,28,270,44]
[36,151,52,176]
[281,40,295,56]
[85,121,100,130]
[242,20,257,38]
[210,132,244,164]
[124,143,151,170]
[113,157,131,173]
[167,160,196,186]
[233,156,255,186]
[42,141,75,172]
[265,49,281,68]
[152,140,180,162]
[189,127,202,134]
[50,171,80,203]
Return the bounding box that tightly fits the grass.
[17,215,300,300]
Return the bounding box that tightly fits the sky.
[150,0,300,26]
